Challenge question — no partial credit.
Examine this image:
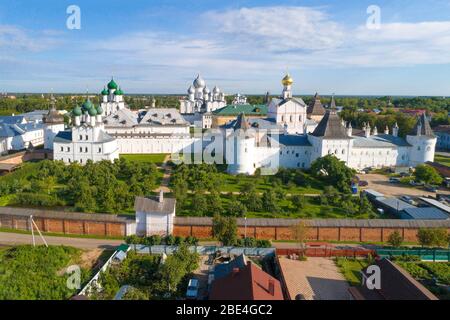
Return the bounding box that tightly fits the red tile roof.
[209,261,284,300]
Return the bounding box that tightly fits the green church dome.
[73,105,82,116]
[82,99,93,111]
[101,87,108,95]
[88,106,97,116]
[96,105,103,115]
[107,78,118,90]
[115,87,124,95]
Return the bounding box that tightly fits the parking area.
[358,174,450,197]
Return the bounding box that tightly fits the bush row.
[125,235,199,246]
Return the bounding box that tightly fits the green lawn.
[120,154,168,165]
[435,155,450,167]
[335,258,369,286]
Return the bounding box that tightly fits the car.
[358,180,369,187]
[424,185,438,192]
[186,279,199,300]
[389,177,401,183]
[400,196,415,205]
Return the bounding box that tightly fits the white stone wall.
[44,123,65,149]
[116,137,197,154]
[136,210,175,236]
[406,135,437,167]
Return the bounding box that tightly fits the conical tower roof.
[410,113,435,137]
[307,93,326,116]
[311,110,350,139]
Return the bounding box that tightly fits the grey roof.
[139,108,188,126]
[410,114,435,137]
[223,117,283,131]
[402,207,449,220]
[374,197,415,212]
[307,93,326,116]
[0,206,134,223]
[104,108,139,127]
[271,97,307,108]
[233,113,251,130]
[174,217,450,228]
[311,110,350,139]
[214,254,247,280]
[278,134,312,146]
[43,108,65,124]
[352,134,410,148]
[134,196,176,214]
[418,197,450,214]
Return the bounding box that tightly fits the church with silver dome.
[179,74,227,114]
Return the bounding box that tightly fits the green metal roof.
[212,104,267,116]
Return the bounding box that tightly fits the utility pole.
[30,215,48,247]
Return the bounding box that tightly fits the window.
[60,147,63,152]
[80,159,83,163]
[342,149,345,155]
[426,146,431,151]
[85,147,88,152]
[67,147,70,152]
[85,135,88,140]
[279,151,282,155]
[79,135,82,140]
[302,162,305,168]
[290,115,293,122]
[418,146,421,151]
[79,147,82,152]
[98,147,102,153]
[68,159,71,163]
[296,153,299,158]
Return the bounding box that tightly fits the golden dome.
[282,74,294,86]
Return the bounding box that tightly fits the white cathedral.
[45,75,436,174]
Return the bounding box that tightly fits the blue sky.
[1,0,450,95]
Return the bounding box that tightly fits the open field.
[0,245,91,300]
[120,154,168,165]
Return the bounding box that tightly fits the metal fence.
[376,248,450,262]
[129,244,275,257]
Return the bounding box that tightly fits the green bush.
[164,235,175,245]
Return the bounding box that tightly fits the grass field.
[120,154,168,164]
[435,154,450,167]
[335,258,369,286]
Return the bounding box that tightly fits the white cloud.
[0,25,62,52]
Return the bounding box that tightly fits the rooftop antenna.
[29,215,48,247]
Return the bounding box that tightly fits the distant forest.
[1,94,448,131]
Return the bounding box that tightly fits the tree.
[387,231,403,247]
[192,192,208,216]
[122,287,150,300]
[414,164,443,185]
[417,228,449,247]
[291,195,306,212]
[310,155,356,193]
[291,221,309,260]
[261,190,280,213]
[212,214,237,246]
[228,199,247,217]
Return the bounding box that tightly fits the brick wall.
[173,224,450,243]
[0,215,128,237]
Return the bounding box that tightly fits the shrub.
[164,235,175,245]
[256,239,272,248]
[184,236,198,246]
[387,231,403,247]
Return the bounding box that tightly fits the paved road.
[0,232,123,250]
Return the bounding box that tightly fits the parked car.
[424,185,438,192]
[410,180,425,186]
[400,196,415,205]
[358,180,369,187]
[186,279,199,300]
[389,177,401,183]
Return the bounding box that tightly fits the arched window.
[426,146,431,151]
[342,149,345,155]
[418,146,421,151]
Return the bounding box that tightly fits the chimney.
[372,126,378,136]
[384,126,389,135]
[159,190,164,203]
[393,123,399,137]
[268,279,275,296]
[346,122,352,137]
[232,268,240,276]
[364,123,371,138]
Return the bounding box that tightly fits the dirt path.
[154,154,172,193]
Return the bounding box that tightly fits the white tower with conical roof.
[406,114,437,166]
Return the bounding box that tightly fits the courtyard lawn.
[120,154,168,165]
[435,154,450,167]
[335,258,369,286]
[216,172,324,195]
[178,193,370,219]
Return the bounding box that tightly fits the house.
[349,258,438,300]
[134,191,176,236]
[209,261,284,300]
